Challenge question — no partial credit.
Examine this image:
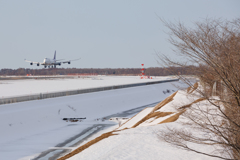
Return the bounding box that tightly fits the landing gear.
[44,65,56,69]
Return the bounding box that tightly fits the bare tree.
[158,18,240,159]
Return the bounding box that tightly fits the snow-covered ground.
[67,85,221,160]
[117,107,153,130]
[0,77,181,160]
[69,125,219,160]
[0,75,175,98]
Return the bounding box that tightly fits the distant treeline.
[0,66,197,76]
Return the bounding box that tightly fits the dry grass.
[148,112,174,120]
[57,131,117,160]
[178,98,206,110]
[159,110,186,124]
[132,111,173,128]
[116,108,150,130]
[152,91,178,112]
[148,112,174,123]
[131,92,178,128]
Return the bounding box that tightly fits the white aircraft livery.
[25,51,80,68]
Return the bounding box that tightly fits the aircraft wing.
[24,59,41,64]
[62,58,81,64]
[55,59,65,62]
[24,59,43,65]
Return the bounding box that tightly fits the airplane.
[24,51,80,68]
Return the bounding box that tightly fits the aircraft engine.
[37,63,40,66]
[68,62,71,64]
[30,62,33,65]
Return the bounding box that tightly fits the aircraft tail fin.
[54,50,56,60]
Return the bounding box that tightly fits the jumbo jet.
[24,51,80,68]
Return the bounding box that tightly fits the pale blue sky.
[0,0,239,69]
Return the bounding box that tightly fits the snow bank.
[117,107,154,130]
[68,125,219,160]
[66,82,222,160]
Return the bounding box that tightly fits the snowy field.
[67,85,221,160]
[0,77,182,160]
[0,75,175,98]
[69,125,219,160]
